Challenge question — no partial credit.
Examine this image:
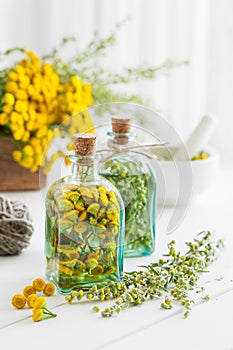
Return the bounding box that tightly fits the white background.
[0,0,233,160]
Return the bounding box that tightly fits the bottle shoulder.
[99,152,155,176]
[46,174,124,206]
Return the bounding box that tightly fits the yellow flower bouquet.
[0,21,186,189]
[0,50,94,174]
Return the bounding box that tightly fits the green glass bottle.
[45,134,124,294]
[98,116,156,257]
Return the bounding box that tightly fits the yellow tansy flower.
[27,293,38,308]
[33,296,47,309]
[14,65,25,74]
[7,71,18,81]
[15,89,28,100]
[2,104,12,114]
[12,150,22,162]
[32,278,46,292]
[11,294,26,309]
[23,285,36,298]
[6,81,18,93]
[4,93,15,105]
[15,100,28,113]
[13,127,25,141]
[43,283,56,296]
[23,145,34,156]
[22,131,31,142]
[0,113,8,125]
[10,111,19,123]
[20,156,34,169]
[32,308,43,322]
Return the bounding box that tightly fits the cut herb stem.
[65,230,224,318]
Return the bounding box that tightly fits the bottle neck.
[69,153,99,182]
[107,131,136,147]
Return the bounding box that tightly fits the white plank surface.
[0,163,233,350]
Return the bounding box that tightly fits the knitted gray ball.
[0,195,34,255]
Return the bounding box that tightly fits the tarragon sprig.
[65,230,224,318]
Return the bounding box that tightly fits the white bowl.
[151,147,220,207]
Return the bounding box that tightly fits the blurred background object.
[0,0,232,162]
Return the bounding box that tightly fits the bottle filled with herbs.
[45,134,125,294]
[98,116,156,257]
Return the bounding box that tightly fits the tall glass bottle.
[98,116,156,257]
[45,134,124,294]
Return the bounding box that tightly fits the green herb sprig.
[65,230,224,318]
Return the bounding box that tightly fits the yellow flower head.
[13,127,24,141]
[15,100,28,113]
[43,283,55,296]
[23,145,34,156]
[14,65,25,75]
[22,131,31,142]
[23,285,36,298]
[32,305,57,322]
[32,308,43,322]
[4,93,15,105]
[12,150,22,162]
[27,51,39,61]
[8,71,18,81]
[33,296,47,309]
[6,81,18,93]
[20,156,34,169]
[2,104,12,114]
[0,113,8,126]
[32,278,46,292]
[27,293,38,308]
[65,295,72,303]
[15,89,28,101]
[11,294,26,309]
[71,291,77,298]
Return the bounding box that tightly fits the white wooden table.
[0,162,233,350]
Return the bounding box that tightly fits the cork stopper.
[111,115,131,134]
[73,133,96,156]
[111,115,131,145]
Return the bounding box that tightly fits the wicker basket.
[0,138,46,191]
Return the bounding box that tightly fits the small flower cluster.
[11,277,56,322]
[0,50,94,173]
[191,152,209,161]
[64,231,224,318]
[31,296,57,322]
[65,281,127,304]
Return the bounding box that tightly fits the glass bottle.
[98,116,156,257]
[45,133,124,294]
